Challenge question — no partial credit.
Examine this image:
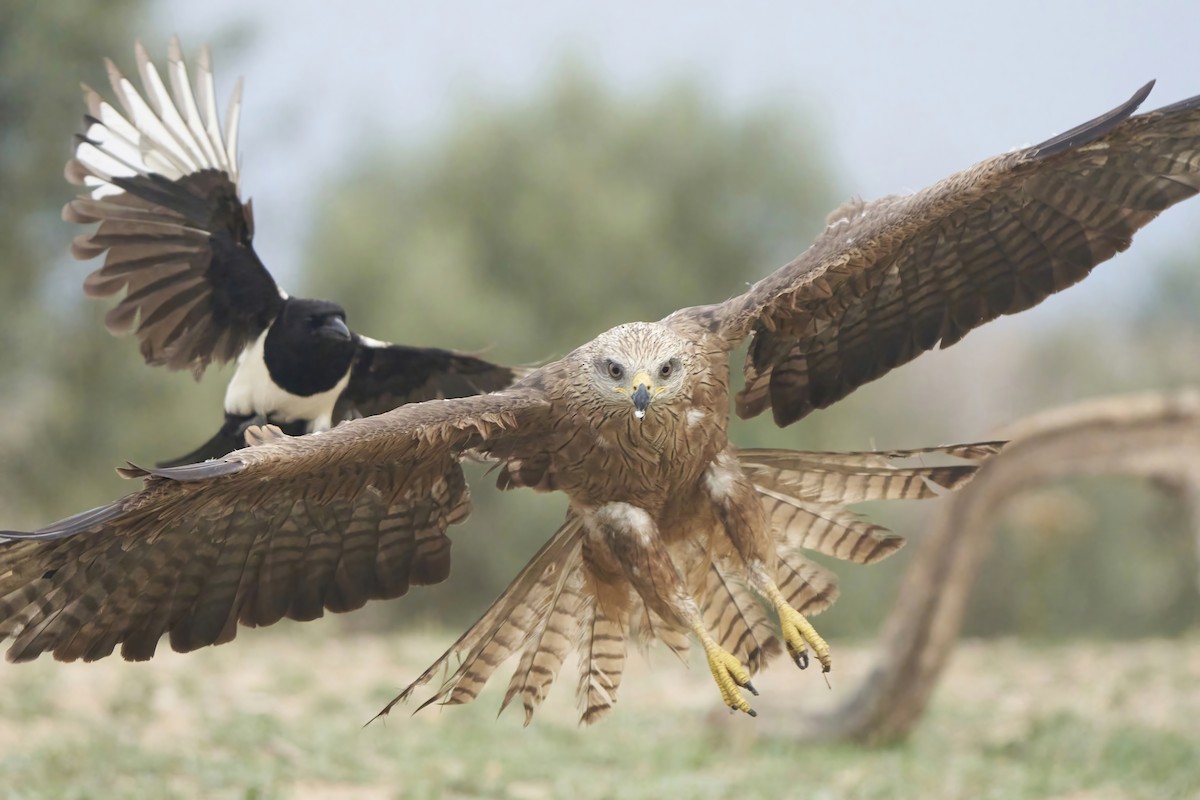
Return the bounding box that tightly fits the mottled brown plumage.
[4,79,1200,723]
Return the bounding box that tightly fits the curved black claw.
[744,681,759,697]
[793,650,809,670]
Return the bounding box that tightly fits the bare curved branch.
[771,389,1200,745]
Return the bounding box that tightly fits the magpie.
[64,38,525,466]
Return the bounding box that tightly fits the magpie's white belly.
[224,329,351,433]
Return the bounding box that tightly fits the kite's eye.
[659,360,674,379]
[607,360,624,380]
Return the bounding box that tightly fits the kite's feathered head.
[582,322,693,421]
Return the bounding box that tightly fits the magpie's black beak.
[631,383,652,419]
[318,316,352,341]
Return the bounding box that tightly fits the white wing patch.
[74,37,242,201]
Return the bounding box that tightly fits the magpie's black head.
[264,298,358,397]
[281,298,352,344]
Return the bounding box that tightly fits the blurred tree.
[967,479,1199,638]
[0,5,236,526]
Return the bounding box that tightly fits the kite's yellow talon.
[695,626,757,716]
[766,585,832,674]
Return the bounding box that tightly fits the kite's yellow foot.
[768,588,831,673]
[697,631,758,716]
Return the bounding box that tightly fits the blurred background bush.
[1,0,1196,642]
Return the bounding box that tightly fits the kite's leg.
[704,451,834,676]
[585,500,759,717]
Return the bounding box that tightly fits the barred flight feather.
[501,569,587,725]
[381,517,584,718]
[576,594,631,725]
[775,553,840,616]
[756,487,904,565]
[740,444,1000,504]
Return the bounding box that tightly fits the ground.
[1,619,1196,799]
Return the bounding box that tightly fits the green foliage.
[0,9,241,525]
[0,1,137,297]
[0,3,218,525]
[968,479,1200,638]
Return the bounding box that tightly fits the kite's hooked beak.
[630,371,653,420]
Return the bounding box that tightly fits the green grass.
[1,622,1196,799]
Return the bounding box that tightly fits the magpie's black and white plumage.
[65,38,524,466]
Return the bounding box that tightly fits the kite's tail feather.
[575,593,631,726]
[742,442,1002,565]
[775,552,840,617]
[500,567,587,725]
[377,516,584,721]
[740,443,1002,503]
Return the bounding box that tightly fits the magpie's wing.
[65,38,284,378]
[333,337,529,421]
